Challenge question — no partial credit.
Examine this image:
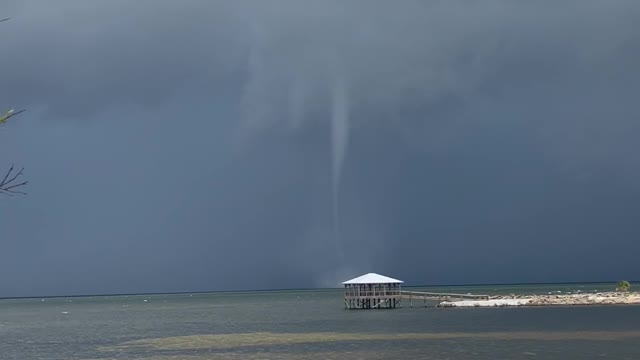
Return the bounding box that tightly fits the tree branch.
[0,165,27,195]
[1,16,29,196]
[0,109,26,124]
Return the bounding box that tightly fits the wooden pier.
[342,273,489,309]
[400,290,489,307]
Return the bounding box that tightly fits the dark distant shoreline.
[1,280,635,301]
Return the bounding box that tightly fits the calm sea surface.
[1,283,639,359]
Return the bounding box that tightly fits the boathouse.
[342,273,403,309]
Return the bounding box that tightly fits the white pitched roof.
[342,273,403,285]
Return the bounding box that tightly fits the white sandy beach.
[439,292,640,307]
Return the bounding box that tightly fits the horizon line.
[0,279,634,301]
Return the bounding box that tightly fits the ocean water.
[1,283,639,359]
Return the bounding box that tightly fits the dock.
[400,290,489,307]
[342,273,489,309]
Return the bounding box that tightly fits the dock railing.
[400,290,489,300]
[344,289,402,298]
[400,290,489,307]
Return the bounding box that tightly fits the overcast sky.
[0,0,639,297]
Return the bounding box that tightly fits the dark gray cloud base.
[0,0,639,297]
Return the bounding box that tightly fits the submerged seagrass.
[100,330,640,352]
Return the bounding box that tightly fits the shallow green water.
[1,283,639,359]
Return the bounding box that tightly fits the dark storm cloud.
[1,1,639,297]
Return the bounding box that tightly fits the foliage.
[0,109,26,123]
[616,280,631,292]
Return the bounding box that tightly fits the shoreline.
[439,292,640,307]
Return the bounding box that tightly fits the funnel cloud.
[330,71,349,262]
